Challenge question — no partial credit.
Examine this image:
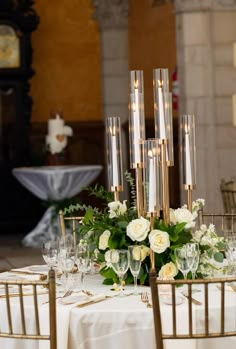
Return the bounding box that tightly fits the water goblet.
[110,249,130,297]
[175,245,195,295]
[42,240,59,269]
[128,245,142,295]
[186,243,200,280]
[77,244,92,291]
[58,244,77,291]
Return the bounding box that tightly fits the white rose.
[99,230,111,250]
[159,262,178,279]
[170,208,196,230]
[108,200,127,218]
[149,230,170,254]
[127,217,150,242]
[140,245,150,261]
[104,250,112,267]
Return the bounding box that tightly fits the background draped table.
[12,165,103,247]
[0,271,236,349]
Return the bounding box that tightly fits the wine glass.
[175,245,195,296]
[58,243,77,291]
[186,243,200,280]
[42,240,59,269]
[110,249,130,296]
[225,238,236,274]
[128,245,142,295]
[77,244,92,291]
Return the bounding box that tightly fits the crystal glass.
[128,246,142,295]
[77,244,92,291]
[174,245,195,280]
[58,243,77,291]
[186,243,200,279]
[111,249,130,296]
[42,240,59,268]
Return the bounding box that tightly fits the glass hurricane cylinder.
[153,68,169,141]
[165,92,174,166]
[106,117,123,192]
[180,114,196,188]
[129,70,146,168]
[143,139,161,217]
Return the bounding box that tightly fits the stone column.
[92,0,129,197]
[174,0,236,211]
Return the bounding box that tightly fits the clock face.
[0,25,20,68]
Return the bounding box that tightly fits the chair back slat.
[204,283,209,336]
[5,284,13,334]
[150,272,236,349]
[198,211,236,236]
[18,284,26,335]
[33,284,40,335]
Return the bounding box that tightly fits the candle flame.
[184,124,190,134]
[158,79,163,88]
[109,126,116,136]
[134,80,139,89]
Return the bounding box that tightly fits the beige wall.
[30,0,176,123]
[31,0,102,122]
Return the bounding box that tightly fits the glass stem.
[133,275,138,295]
[81,272,85,291]
[119,275,124,296]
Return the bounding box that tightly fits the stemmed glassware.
[128,246,142,295]
[77,244,92,291]
[110,249,130,297]
[42,240,59,269]
[225,238,236,274]
[186,243,200,280]
[57,235,77,291]
[174,245,195,280]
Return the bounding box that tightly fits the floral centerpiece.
[64,179,225,285]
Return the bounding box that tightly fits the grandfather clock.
[0,1,40,235]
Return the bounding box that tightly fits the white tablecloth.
[0,272,236,349]
[12,166,103,247]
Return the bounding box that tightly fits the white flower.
[99,230,111,250]
[140,245,150,261]
[170,207,196,230]
[149,230,170,254]
[159,262,178,279]
[192,198,205,212]
[104,250,112,267]
[127,217,150,242]
[108,200,127,218]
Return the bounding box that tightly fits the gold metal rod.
[161,142,170,225]
[5,284,13,334]
[136,166,144,218]
[49,269,57,349]
[114,190,119,202]
[19,284,26,335]
[33,285,40,335]
[150,215,155,270]
[59,210,66,238]
[187,189,192,212]
[72,219,76,248]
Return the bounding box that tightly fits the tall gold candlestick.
[113,189,119,202]
[136,165,144,218]
[149,214,156,271]
[186,185,193,212]
[160,140,170,225]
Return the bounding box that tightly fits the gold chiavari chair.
[149,269,236,349]
[220,179,236,214]
[59,210,83,243]
[198,210,236,237]
[0,269,57,349]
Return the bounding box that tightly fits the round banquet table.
[12,165,103,247]
[0,272,236,349]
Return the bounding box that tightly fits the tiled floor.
[0,235,43,272]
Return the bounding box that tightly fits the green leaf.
[108,237,119,249]
[99,267,116,279]
[117,221,128,229]
[214,252,224,263]
[102,278,116,285]
[174,222,186,235]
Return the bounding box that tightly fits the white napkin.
[10,265,48,275]
[39,293,106,349]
